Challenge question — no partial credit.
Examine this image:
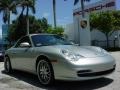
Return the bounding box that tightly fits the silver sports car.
[4,34,116,85]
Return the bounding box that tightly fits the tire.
[37,59,54,86]
[4,56,12,73]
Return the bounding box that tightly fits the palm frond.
[18,0,36,15]
[0,0,18,24]
[29,5,35,14]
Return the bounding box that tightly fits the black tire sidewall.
[4,56,12,73]
[37,59,54,86]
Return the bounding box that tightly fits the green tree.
[18,0,36,35]
[9,15,49,42]
[0,0,17,29]
[47,26,64,36]
[40,17,49,32]
[90,11,120,48]
[112,11,120,30]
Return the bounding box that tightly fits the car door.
[13,36,35,71]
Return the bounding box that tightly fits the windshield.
[31,35,72,47]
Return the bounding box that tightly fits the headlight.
[93,47,109,55]
[61,49,84,62]
[101,48,109,55]
[96,47,109,54]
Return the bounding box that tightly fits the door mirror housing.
[20,42,31,47]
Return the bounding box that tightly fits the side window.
[15,36,31,48]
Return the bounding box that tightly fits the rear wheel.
[37,59,54,86]
[4,56,12,73]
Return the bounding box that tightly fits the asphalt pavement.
[0,52,120,90]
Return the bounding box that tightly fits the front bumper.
[53,55,116,81]
[77,65,115,77]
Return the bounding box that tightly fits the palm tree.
[18,0,35,35]
[0,0,17,46]
[53,0,56,28]
[0,0,17,28]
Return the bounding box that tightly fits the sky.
[0,0,102,38]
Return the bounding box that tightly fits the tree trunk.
[81,0,85,18]
[53,0,57,28]
[8,11,10,26]
[106,34,109,48]
[8,10,12,47]
[26,6,29,35]
[20,6,25,17]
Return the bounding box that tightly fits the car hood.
[54,45,106,58]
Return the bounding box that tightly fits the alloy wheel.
[37,59,54,85]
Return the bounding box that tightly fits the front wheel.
[37,59,54,86]
[4,56,12,73]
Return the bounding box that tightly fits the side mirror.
[20,42,31,47]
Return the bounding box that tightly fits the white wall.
[64,23,75,41]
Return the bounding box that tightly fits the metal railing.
[92,40,118,48]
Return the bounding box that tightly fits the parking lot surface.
[0,52,120,90]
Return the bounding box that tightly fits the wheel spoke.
[37,60,52,84]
